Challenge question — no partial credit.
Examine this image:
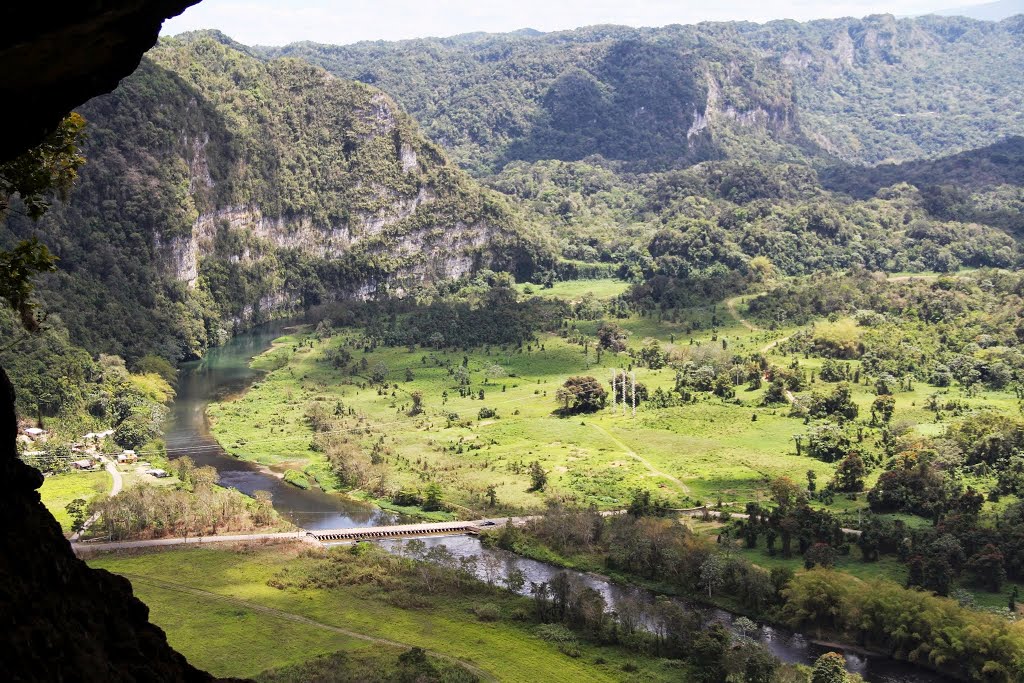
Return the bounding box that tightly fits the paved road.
[73,512,618,551]
[106,457,124,495]
[70,456,123,542]
[72,531,311,552]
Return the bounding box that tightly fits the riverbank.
[201,309,832,518]
[86,541,721,682]
[478,527,969,682]
[161,319,1013,682]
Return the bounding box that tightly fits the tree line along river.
[163,321,951,683]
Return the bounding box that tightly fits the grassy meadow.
[207,285,817,514]
[207,279,1020,522]
[39,469,111,533]
[88,543,687,682]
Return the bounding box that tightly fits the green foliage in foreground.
[88,543,702,682]
[493,509,1024,681]
[257,649,477,683]
[783,570,1024,681]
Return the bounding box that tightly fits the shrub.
[283,469,310,489]
[474,602,500,621]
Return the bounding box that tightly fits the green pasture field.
[88,543,686,682]
[39,469,111,532]
[207,280,1020,524]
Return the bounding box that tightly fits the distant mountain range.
[262,14,1024,171]
[4,12,1024,364]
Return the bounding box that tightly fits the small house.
[145,468,169,478]
[24,427,45,439]
[117,450,137,464]
[71,459,94,470]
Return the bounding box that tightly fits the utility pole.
[631,371,636,418]
[611,368,617,411]
[621,369,627,416]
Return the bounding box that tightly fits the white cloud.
[161,0,994,46]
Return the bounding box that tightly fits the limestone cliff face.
[8,34,549,357]
[139,36,545,330]
[684,64,797,156]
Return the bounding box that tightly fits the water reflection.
[164,321,406,530]
[365,535,952,683]
[171,325,953,682]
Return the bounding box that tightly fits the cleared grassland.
[208,281,1018,523]
[39,469,111,533]
[88,543,682,682]
[207,305,814,512]
[514,277,629,300]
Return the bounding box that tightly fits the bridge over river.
[72,516,533,553]
[73,506,857,554]
[310,520,488,542]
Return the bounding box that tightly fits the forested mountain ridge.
[1,35,550,363]
[262,13,1024,172]
[249,16,1024,292]
[6,15,1024,365]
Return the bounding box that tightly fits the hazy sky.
[161,0,988,46]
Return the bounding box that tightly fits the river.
[165,321,405,530]
[166,323,953,683]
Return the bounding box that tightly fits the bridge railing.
[309,522,479,542]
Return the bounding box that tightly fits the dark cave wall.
[0,370,214,682]
[0,2,230,680]
[0,1,201,160]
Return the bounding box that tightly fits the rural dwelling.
[145,468,170,478]
[71,459,94,470]
[23,427,46,440]
[117,450,137,463]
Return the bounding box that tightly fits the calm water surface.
[371,536,955,683]
[171,325,954,682]
[164,321,405,530]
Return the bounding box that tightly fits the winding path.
[590,423,690,495]
[119,572,496,682]
[725,295,759,332]
[724,295,792,354]
[70,456,123,542]
[723,295,799,406]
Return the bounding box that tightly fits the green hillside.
[264,15,1024,171]
[1,35,551,363]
